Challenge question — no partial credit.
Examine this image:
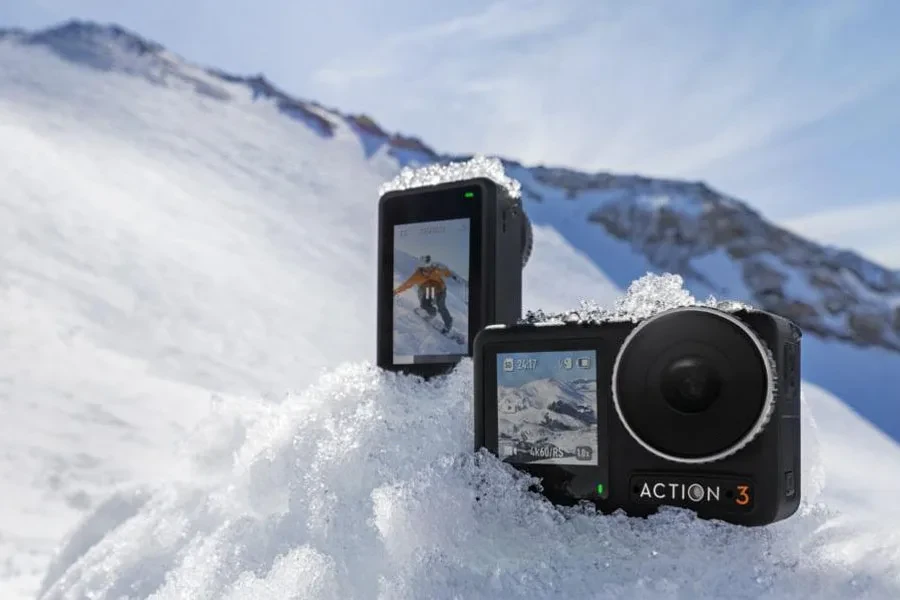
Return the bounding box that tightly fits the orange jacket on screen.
[394,265,452,295]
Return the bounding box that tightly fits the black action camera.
[473,305,802,527]
[377,178,532,378]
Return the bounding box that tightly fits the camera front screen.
[392,217,471,364]
[496,350,599,466]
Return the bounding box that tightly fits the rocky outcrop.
[521,167,900,352]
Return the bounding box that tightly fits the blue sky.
[4,1,900,266]
[497,350,596,387]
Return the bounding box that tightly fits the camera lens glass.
[612,307,772,462]
[660,357,722,414]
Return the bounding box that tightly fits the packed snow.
[36,361,900,600]
[3,25,900,600]
[35,275,900,600]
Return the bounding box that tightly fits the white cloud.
[781,199,900,268]
[312,1,897,179]
[305,1,900,267]
[311,0,578,91]
[388,0,573,44]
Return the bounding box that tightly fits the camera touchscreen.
[496,350,598,466]
[392,217,471,365]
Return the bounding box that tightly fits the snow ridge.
[36,360,900,600]
[522,273,751,325]
[8,19,898,352]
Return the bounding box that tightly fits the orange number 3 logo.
[735,485,751,506]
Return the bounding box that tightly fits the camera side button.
[784,471,795,498]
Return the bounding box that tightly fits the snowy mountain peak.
[0,26,26,42]
[4,19,167,70]
[5,19,899,354]
[0,19,444,167]
[25,19,165,56]
[501,377,596,413]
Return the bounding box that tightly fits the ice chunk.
[378,154,521,199]
[38,361,900,600]
[523,272,756,325]
[612,272,699,320]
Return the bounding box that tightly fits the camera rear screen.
[496,350,599,466]
[392,218,471,364]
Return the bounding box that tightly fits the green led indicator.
[464,192,475,198]
[596,483,605,495]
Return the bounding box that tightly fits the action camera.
[377,178,532,378]
[473,305,802,527]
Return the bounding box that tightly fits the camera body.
[474,305,802,527]
[377,178,531,379]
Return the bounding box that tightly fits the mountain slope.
[2,20,900,599]
[512,165,900,350]
[8,19,899,350]
[0,33,619,598]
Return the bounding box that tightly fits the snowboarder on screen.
[394,255,455,334]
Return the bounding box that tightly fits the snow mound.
[378,154,521,199]
[523,273,754,325]
[38,358,900,599]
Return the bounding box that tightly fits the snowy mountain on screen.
[498,377,598,463]
[499,377,596,418]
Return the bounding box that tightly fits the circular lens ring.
[520,208,533,268]
[611,306,776,464]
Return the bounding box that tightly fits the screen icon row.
[561,357,591,370]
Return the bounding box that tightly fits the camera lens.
[612,306,775,464]
[660,357,722,413]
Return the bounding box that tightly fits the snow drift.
[37,363,900,600]
[37,280,900,599]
